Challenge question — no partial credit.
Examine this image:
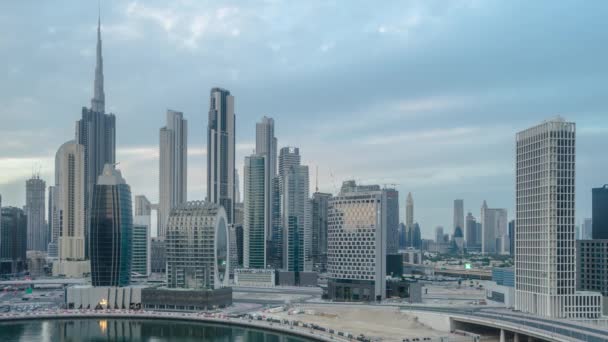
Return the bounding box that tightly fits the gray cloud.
[0,0,607,237]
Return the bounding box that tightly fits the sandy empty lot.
[268,305,445,341]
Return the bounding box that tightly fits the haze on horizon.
[0,0,607,238]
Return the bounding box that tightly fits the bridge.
[432,268,492,280]
[402,306,608,342]
[0,278,86,287]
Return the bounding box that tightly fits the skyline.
[1,1,608,238]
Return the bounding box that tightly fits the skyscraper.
[453,199,464,238]
[327,181,387,301]
[0,207,27,276]
[165,201,230,289]
[311,192,331,272]
[159,110,187,238]
[480,201,508,255]
[243,154,266,269]
[592,185,608,239]
[581,218,593,240]
[406,192,414,227]
[207,87,235,224]
[131,223,149,276]
[134,195,152,275]
[282,164,310,272]
[465,212,478,248]
[385,188,399,254]
[278,147,301,192]
[25,175,46,252]
[47,186,58,257]
[256,117,277,244]
[515,118,600,318]
[435,226,444,244]
[52,141,89,277]
[508,220,515,256]
[76,16,115,259]
[90,164,132,287]
[234,169,241,204]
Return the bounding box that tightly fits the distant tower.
[256,116,277,247]
[453,199,464,237]
[592,185,608,239]
[406,192,414,227]
[207,88,236,224]
[435,226,444,244]
[385,188,399,254]
[159,110,187,238]
[90,164,132,287]
[76,14,115,258]
[465,212,478,248]
[481,200,507,255]
[25,175,46,252]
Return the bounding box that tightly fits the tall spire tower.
[76,7,115,259]
[406,192,414,226]
[91,10,105,113]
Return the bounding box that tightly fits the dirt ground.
[268,305,445,341]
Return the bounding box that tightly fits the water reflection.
[0,319,308,342]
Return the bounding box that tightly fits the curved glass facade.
[90,183,132,287]
[216,217,228,283]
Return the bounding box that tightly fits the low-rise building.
[234,268,275,287]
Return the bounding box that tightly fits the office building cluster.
[0,14,606,322]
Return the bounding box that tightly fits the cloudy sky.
[1,1,607,238]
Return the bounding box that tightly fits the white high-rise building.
[515,117,601,318]
[134,195,152,275]
[256,116,277,244]
[52,141,89,277]
[207,88,235,224]
[327,181,387,301]
[159,110,187,238]
[480,201,508,255]
[25,175,46,252]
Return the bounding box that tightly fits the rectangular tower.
[592,185,608,239]
[311,192,331,272]
[515,118,597,318]
[282,165,310,272]
[25,176,46,252]
[327,181,387,301]
[453,199,464,236]
[243,154,267,268]
[159,110,187,238]
[207,88,235,224]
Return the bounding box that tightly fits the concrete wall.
[404,311,452,333]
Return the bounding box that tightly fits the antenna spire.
[315,165,319,192]
[91,0,105,113]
